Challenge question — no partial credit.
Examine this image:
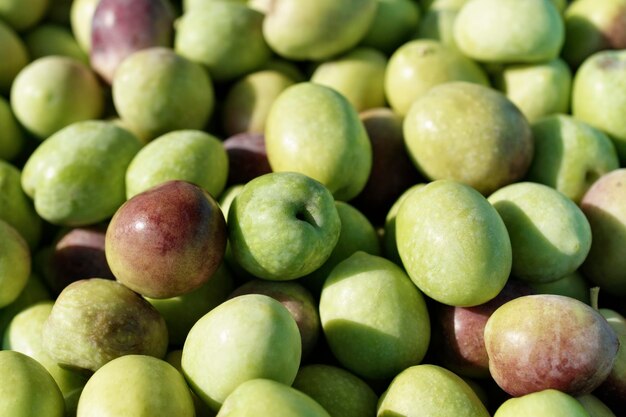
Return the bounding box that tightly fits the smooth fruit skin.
[311,47,387,112]
[529,271,590,304]
[0,0,49,31]
[112,47,214,141]
[415,8,460,52]
[0,220,31,308]
[90,0,174,83]
[222,132,272,185]
[23,24,88,63]
[146,264,234,347]
[0,20,28,93]
[175,2,270,82]
[0,160,42,249]
[488,182,592,283]
[377,364,490,417]
[319,252,431,380]
[526,114,619,204]
[0,96,24,161]
[300,201,381,297]
[228,172,341,280]
[184,0,248,12]
[494,389,592,417]
[106,180,227,299]
[10,56,103,140]
[229,279,320,359]
[2,302,90,415]
[403,82,534,195]
[580,169,626,296]
[0,350,65,417]
[42,278,168,372]
[385,39,489,117]
[70,0,98,52]
[292,364,378,417]
[360,0,421,54]
[125,129,229,200]
[216,379,330,417]
[550,0,567,12]
[77,355,195,417]
[562,0,626,69]
[163,350,215,417]
[21,120,142,226]
[572,49,626,163]
[382,184,425,266]
[0,274,51,339]
[263,0,377,61]
[595,309,626,410]
[484,294,619,397]
[494,58,572,122]
[453,0,564,63]
[265,82,372,201]
[396,180,512,307]
[435,280,533,378]
[422,0,468,10]
[43,224,114,295]
[222,70,296,136]
[182,294,302,411]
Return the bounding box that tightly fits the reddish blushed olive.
[105,180,227,299]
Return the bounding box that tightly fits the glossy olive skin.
[223,132,272,186]
[580,168,626,296]
[106,180,227,299]
[45,224,115,295]
[435,280,534,378]
[0,351,65,417]
[229,279,320,359]
[396,180,512,307]
[90,0,174,83]
[403,82,533,196]
[485,294,619,397]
